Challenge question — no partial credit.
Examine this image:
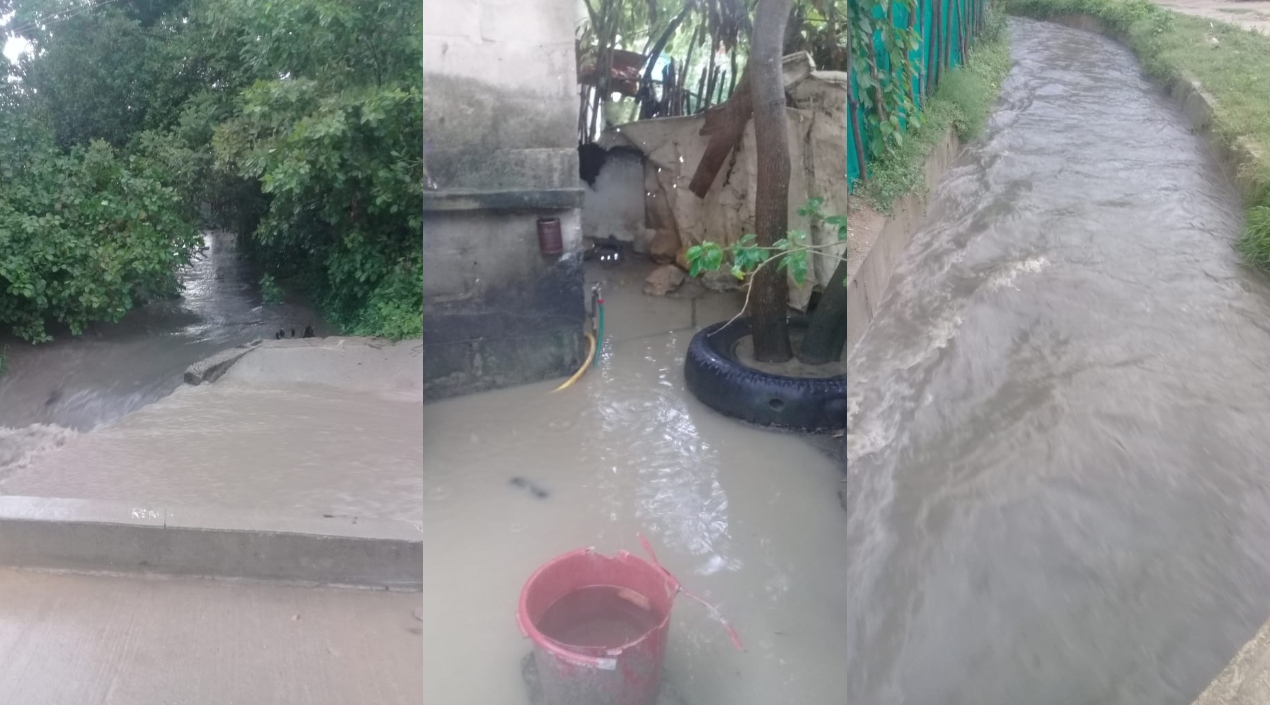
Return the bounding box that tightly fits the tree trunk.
[749,0,795,363]
[799,259,849,364]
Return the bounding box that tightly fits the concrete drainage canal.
[848,18,1270,705]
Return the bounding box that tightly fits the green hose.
[594,301,604,367]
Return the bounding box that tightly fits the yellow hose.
[552,331,597,393]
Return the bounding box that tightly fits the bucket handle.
[637,533,745,652]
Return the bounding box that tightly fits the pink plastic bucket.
[517,547,680,705]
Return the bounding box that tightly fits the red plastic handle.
[637,533,745,652]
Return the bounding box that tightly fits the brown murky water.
[0,231,326,432]
[536,585,661,648]
[0,230,423,520]
[847,19,1270,704]
[423,324,846,704]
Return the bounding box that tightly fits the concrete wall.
[422,0,579,190]
[423,210,586,399]
[423,0,587,399]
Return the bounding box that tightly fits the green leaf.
[787,251,809,285]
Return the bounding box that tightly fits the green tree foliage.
[0,83,200,341]
[209,0,422,338]
[1,0,423,340]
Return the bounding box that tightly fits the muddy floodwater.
[1,380,423,520]
[0,231,326,432]
[847,19,1270,704]
[0,231,421,521]
[422,302,847,703]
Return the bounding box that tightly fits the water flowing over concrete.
[847,19,1270,704]
[0,231,326,432]
[0,232,423,524]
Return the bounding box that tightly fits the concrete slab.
[0,567,421,704]
[0,496,421,588]
[220,337,424,402]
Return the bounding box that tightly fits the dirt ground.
[1153,0,1270,33]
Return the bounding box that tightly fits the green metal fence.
[847,0,987,184]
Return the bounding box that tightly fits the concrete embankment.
[846,132,962,356]
[0,336,424,588]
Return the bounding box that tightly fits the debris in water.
[509,476,550,499]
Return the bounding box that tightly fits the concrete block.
[423,325,585,400]
[424,210,583,308]
[0,497,422,588]
[183,339,261,385]
[219,338,423,400]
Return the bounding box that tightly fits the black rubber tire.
[684,317,847,433]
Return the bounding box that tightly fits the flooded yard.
[421,265,847,704]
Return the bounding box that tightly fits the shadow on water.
[0,231,329,431]
[847,18,1270,705]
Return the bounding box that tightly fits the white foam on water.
[986,256,1049,291]
[0,424,77,480]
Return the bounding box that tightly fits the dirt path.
[1153,0,1270,33]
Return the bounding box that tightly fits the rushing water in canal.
[846,19,1270,704]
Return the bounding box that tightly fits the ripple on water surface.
[0,382,423,522]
